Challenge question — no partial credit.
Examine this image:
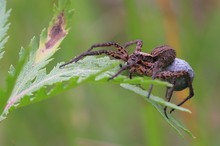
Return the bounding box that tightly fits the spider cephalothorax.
[60,40,194,118]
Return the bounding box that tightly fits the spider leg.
[60,50,127,68]
[146,78,160,99]
[123,62,154,98]
[170,79,194,113]
[147,61,164,98]
[147,85,153,98]
[129,62,153,79]
[60,42,128,68]
[124,40,143,49]
[152,70,194,114]
[85,42,126,54]
[123,40,143,53]
[128,67,135,79]
[108,64,132,80]
[163,85,175,118]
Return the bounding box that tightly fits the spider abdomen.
[164,58,194,79]
[163,58,194,91]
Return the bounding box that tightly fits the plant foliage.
[0,0,10,60]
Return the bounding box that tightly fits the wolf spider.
[60,40,194,118]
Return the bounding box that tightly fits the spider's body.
[60,40,194,118]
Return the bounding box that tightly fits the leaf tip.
[34,11,68,64]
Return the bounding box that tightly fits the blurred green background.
[1,0,220,145]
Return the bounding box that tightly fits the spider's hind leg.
[163,85,175,118]
[170,77,194,114]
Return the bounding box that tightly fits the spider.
[60,40,194,118]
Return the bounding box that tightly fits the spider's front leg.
[128,62,154,79]
[108,64,132,80]
[60,42,129,68]
[108,59,152,80]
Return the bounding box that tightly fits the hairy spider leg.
[123,40,143,53]
[60,42,129,68]
[128,62,153,79]
[121,62,192,118]
[128,67,135,79]
[146,63,165,99]
[146,62,163,99]
[60,50,129,68]
[152,70,194,115]
[106,49,152,80]
[108,64,132,80]
[128,65,141,79]
[170,75,194,113]
[124,40,155,64]
[163,83,175,118]
[126,63,193,118]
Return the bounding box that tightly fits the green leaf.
[120,84,195,138]
[0,0,11,60]
[0,0,73,120]
[16,57,120,108]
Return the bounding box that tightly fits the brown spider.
[60,40,194,118]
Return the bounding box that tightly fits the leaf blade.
[0,0,11,60]
[0,0,73,120]
[120,83,195,138]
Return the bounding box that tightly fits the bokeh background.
[1,0,220,145]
